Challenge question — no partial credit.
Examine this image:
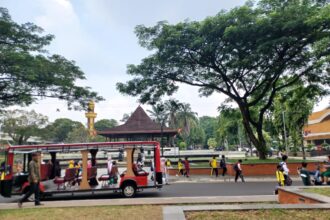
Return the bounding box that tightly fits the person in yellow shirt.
[74,161,81,177]
[68,160,74,169]
[210,156,218,177]
[177,159,184,176]
[165,159,171,168]
[276,164,285,186]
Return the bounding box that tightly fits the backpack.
[233,163,239,171]
[220,159,225,168]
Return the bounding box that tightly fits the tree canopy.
[1,110,48,145]
[42,118,83,143]
[94,119,118,131]
[0,8,103,110]
[117,0,330,158]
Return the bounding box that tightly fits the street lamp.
[282,111,289,154]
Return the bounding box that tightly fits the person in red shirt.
[184,157,190,178]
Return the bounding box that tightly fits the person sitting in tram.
[0,162,5,180]
[16,160,23,174]
[137,153,144,170]
[68,160,74,168]
[74,161,81,177]
[54,160,61,177]
[87,160,92,169]
[109,161,118,185]
[107,155,113,175]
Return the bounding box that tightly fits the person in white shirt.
[280,155,291,185]
[107,155,113,175]
[234,159,245,182]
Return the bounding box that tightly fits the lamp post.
[282,111,289,154]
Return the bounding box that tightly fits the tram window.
[0,150,10,179]
[0,150,5,172]
[0,151,5,165]
[13,154,24,174]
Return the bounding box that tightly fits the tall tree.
[0,8,103,110]
[94,119,118,131]
[1,110,48,145]
[176,103,198,141]
[117,0,330,159]
[147,103,169,155]
[164,99,183,129]
[272,82,320,158]
[120,113,132,123]
[65,124,90,143]
[216,106,246,148]
[199,116,217,145]
[188,124,206,147]
[42,118,83,142]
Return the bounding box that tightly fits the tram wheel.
[121,183,136,198]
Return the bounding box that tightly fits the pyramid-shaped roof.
[97,106,177,137]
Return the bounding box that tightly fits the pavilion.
[303,107,330,146]
[97,106,177,145]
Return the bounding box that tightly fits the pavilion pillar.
[89,149,98,186]
[37,153,42,179]
[80,150,90,190]
[50,152,57,179]
[125,148,135,177]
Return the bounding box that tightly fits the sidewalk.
[0,195,276,210]
[169,175,301,183]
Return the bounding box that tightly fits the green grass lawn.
[186,210,330,220]
[0,205,162,220]
[304,188,330,197]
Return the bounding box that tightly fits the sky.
[1,0,329,125]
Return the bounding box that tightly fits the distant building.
[303,107,330,146]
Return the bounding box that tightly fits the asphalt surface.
[0,181,302,203]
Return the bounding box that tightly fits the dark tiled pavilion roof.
[97,106,177,137]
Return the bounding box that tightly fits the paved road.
[0,181,302,203]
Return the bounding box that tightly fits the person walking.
[184,157,190,178]
[220,155,227,176]
[210,156,218,177]
[177,158,184,176]
[274,164,285,194]
[165,159,171,184]
[276,164,285,187]
[234,159,245,182]
[280,155,292,186]
[160,157,169,184]
[18,153,43,207]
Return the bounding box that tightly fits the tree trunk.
[239,105,268,160]
[256,127,268,160]
[18,136,24,145]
